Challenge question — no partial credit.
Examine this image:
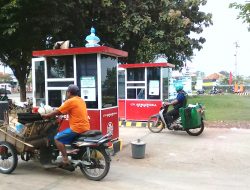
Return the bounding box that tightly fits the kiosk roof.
[33,46,128,57]
[119,62,175,69]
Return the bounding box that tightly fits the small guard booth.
[32,46,128,145]
[118,62,174,121]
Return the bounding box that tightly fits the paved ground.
[1,127,250,190]
[3,93,250,189]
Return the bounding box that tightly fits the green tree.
[230,2,250,30]
[218,71,246,85]
[218,71,229,85]
[0,0,83,101]
[0,0,212,101]
[96,0,212,65]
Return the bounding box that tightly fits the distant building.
[203,73,225,87]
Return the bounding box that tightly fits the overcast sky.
[190,0,250,77]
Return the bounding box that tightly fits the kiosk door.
[32,58,46,107]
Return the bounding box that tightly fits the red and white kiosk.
[31,46,127,148]
[118,62,174,121]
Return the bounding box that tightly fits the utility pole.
[234,42,240,78]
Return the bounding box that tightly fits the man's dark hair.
[67,84,79,96]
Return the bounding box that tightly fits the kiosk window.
[118,70,125,99]
[127,88,145,99]
[47,56,74,78]
[127,89,136,99]
[127,68,145,81]
[76,54,98,109]
[48,90,66,107]
[162,68,170,101]
[47,81,73,87]
[126,68,146,99]
[127,83,145,86]
[147,68,160,99]
[35,61,45,106]
[101,55,117,108]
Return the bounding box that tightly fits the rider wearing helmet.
[164,83,187,127]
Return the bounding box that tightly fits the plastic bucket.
[131,139,146,159]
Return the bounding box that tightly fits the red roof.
[204,73,224,80]
[118,62,175,69]
[32,46,128,57]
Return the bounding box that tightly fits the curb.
[236,93,249,96]
[119,120,147,128]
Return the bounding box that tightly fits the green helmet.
[175,83,183,92]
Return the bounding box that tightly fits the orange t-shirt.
[58,96,90,133]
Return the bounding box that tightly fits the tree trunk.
[19,80,26,102]
[123,33,142,63]
[8,57,31,103]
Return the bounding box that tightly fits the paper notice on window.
[149,80,159,96]
[81,88,96,101]
[80,76,95,88]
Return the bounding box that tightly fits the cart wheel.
[0,141,18,174]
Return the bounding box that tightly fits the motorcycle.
[0,114,112,181]
[147,104,205,136]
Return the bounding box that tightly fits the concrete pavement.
[1,127,250,190]
[118,127,250,190]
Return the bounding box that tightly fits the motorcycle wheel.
[185,120,205,136]
[80,148,110,181]
[0,141,18,174]
[147,115,164,133]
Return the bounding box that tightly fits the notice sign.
[80,76,96,101]
[149,80,159,96]
[81,88,96,101]
[80,76,95,88]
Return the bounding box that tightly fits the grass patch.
[187,95,250,121]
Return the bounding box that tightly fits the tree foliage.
[0,0,79,101]
[218,71,246,85]
[94,0,212,65]
[0,0,212,101]
[230,2,250,30]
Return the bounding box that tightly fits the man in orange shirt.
[42,84,90,165]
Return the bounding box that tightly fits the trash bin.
[0,101,9,121]
[131,139,146,159]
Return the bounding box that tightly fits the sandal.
[58,162,75,172]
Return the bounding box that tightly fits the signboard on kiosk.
[80,76,96,101]
[125,100,162,121]
[149,80,160,96]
